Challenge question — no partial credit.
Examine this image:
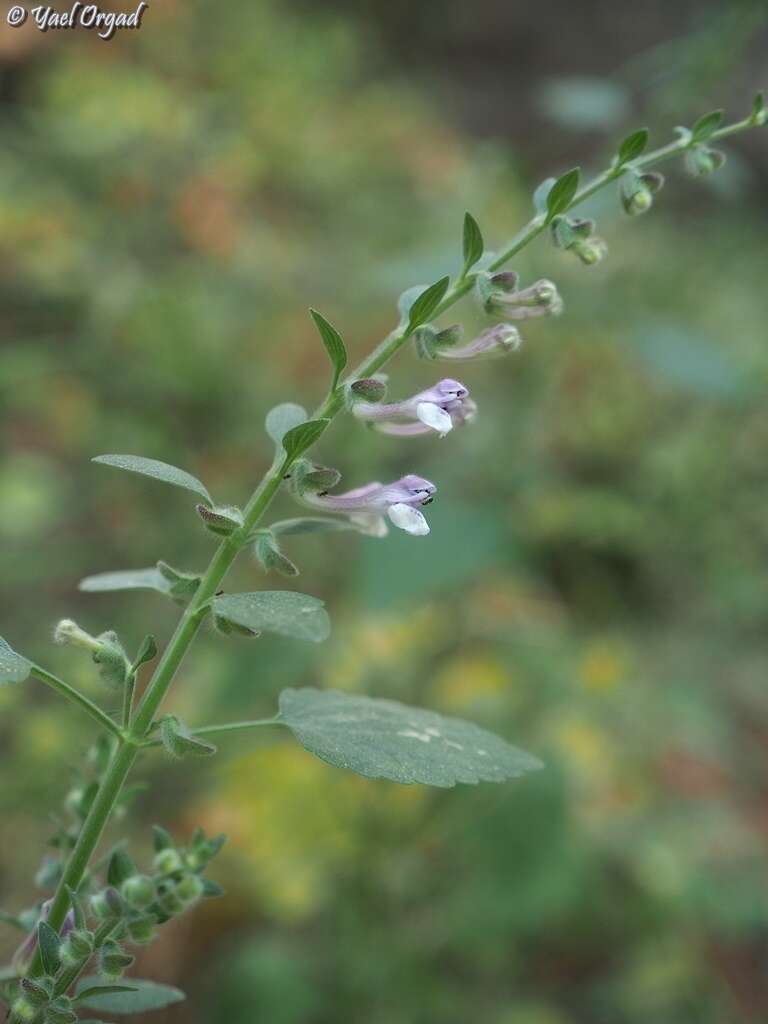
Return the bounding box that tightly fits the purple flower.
[481,274,563,320]
[301,474,436,536]
[12,899,75,974]
[353,379,473,438]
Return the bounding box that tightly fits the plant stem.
[191,716,282,737]
[30,666,123,741]
[20,109,760,993]
[53,918,117,999]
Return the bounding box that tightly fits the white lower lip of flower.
[416,402,453,436]
[387,502,430,535]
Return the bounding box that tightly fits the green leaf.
[79,568,172,596]
[92,455,212,505]
[160,715,217,759]
[213,592,330,643]
[37,921,61,975]
[265,403,307,447]
[107,848,136,887]
[406,276,450,333]
[270,516,352,536]
[752,91,765,117]
[616,127,648,165]
[545,168,580,222]
[691,108,723,141]
[532,177,556,214]
[281,419,330,461]
[253,533,299,578]
[461,213,484,273]
[0,637,31,685]
[309,309,347,391]
[76,978,184,1014]
[133,635,157,669]
[278,688,544,787]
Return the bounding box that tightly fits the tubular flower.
[352,379,473,438]
[419,322,522,361]
[300,474,436,537]
[479,271,563,319]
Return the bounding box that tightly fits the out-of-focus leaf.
[309,309,347,391]
[92,455,212,505]
[616,127,648,165]
[406,277,450,332]
[76,978,183,1013]
[213,592,330,643]
[79,568,172,595]
[265,404,307,447]
[462,213,484,273]
[0,637,31,685]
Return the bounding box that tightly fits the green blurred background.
[2,2,768,1021]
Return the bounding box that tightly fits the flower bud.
[121,874,155,908]
[349,378,387,403]
[127,915,157,945]
[20,977,53,1008]
[478,271,563,319]
[157,885,186,916]
[92,631,131,690]
[53,619,99,650]
[619,169,664,216]
[90,887,124,921]
[175,873,205,906]
[685,144,726,176]
[572,236,608,266]
[11,996,40,1022]
[59,928,94,966]
[44,997,77,1024]
[99,939,134,980]
[153,847,184,876]
[414,324,463,360]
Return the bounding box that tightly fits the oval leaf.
[281,419,330,461]
[406,276,450,333]
[213,592,330,643]
[462,212,484,273]
[265,403,307,447]
[616,127,648,165]
[691,108,723,142]
[309,309,347,391]
[79,568,172,595]
[37,921,61,975]
[76,977,185,1014]
[92,455,212,505]
[279,688,543,787]
[545,168,580,222]
[0,637,31,685]
[532,176,556,214]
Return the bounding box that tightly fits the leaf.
[76,985,137,1001]
[616,127,648,165]
[37,921,61,975]
[265,403,307,447]
[406,276,450,333]
[79,568,172,596]
[133,635,157,669]
[532,177,556,214]
[309,309,347,391]
[0,637,31,685]
[213,592,330,644]
[545,168,580,222]
[270,517,352,536]
[160,715,217,759]
[76,978,185,1014]
[752,91,765,119]
[461,213,484,272]
[107,848,136,887]
[253,533,299,578]
[92,455,212,505]
[281,419,330,461]
[691,108,723,141]
[278,688,544,788]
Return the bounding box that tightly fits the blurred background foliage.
[1,1,768,1021]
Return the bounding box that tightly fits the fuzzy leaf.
[691,108,723,141]
[107,849,136,888]
[37,921,61,975]
[213,592,330,643]
[79,568,172,596]
[406,277,450,332]
[278,688,544,787]
[616,127,648,165]
[545,168,580,222]
[462,212,484,272]
[309,309,347,391]
[76,978,184,1014]
[160,715,217,759]
[92,455,212,505]
[0,637,31,685]
[282,419,330,461]
[265,403,308,447]
[133,635,157,669]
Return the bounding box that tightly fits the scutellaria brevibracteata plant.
[1,97,765,1022]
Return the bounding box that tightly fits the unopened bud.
[60,929,94,966]
[685,144,726,176]
[90,887,123,921]
[11,996,39,1022]
[92,631,131,690]
[54,619,98,651]
[175,873,205,906]
[620,169,664,216]
[44,997,77,1024]
[573,237,608,266]
[99,939,134,980]
[127,915,157,945]
[153,847,184,875]
[121,874,155,908]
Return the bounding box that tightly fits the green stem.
[30,666,123,741]
[122,673,135,730]
[21,109,760,993]
[53,918,117,999]
[191,717,282,737]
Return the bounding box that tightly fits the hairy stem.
[21,110,759,990]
